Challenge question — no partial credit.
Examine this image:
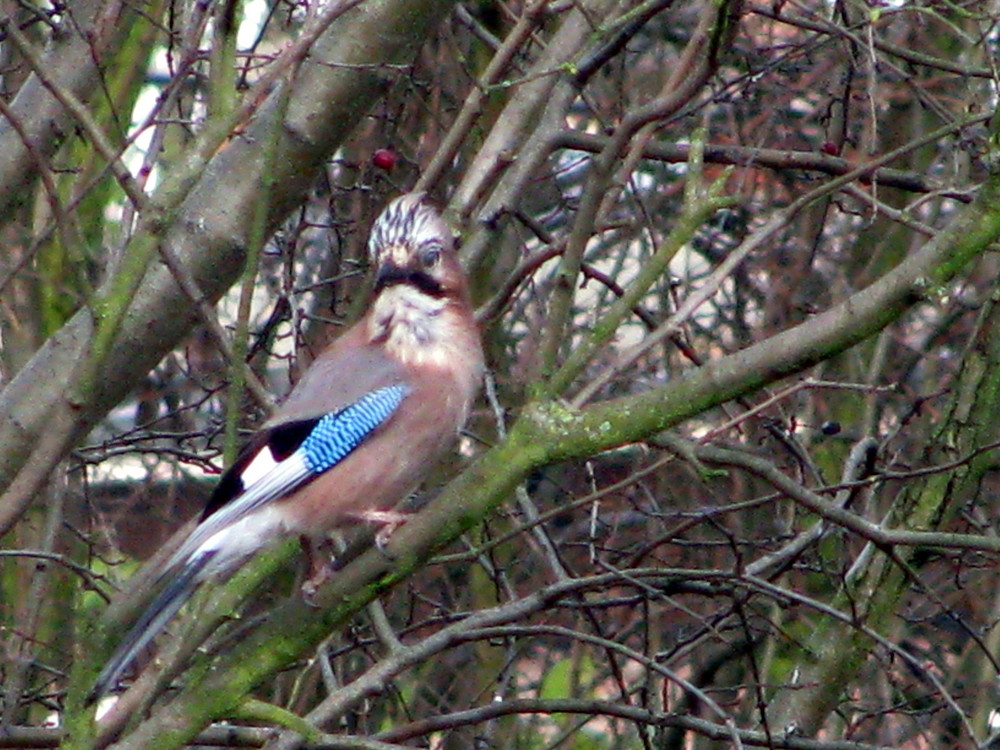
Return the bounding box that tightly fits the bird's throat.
[369,285,453,365]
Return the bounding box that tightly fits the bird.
[91,192,484,701]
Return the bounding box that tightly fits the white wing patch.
[240,445,280,488]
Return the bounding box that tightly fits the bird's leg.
[298,509,407,603]
[299,535,337,605]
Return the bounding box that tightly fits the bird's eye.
[420,246,441,267]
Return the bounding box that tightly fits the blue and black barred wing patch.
[300,384,409,473]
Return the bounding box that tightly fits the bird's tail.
[90,551,214,703]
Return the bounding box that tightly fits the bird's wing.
[199,335,407,521]
[267,331,409,424]
[170,383,409,571]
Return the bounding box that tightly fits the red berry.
[820,142,839,156]
[372,148,397,171]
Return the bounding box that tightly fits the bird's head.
[368,193,468,302]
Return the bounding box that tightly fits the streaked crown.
[368,193,451,261]
[367,193,468,301]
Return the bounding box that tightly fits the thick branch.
[0,0,131,221]
[0,0,458,534]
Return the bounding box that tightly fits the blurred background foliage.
[2,0,1000,748]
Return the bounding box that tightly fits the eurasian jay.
[91,193,484,700]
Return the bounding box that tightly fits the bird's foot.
[300,536,337,606]
[348,509,410,555]
[300,573,328,606]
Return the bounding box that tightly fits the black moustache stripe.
[375,266,445,297]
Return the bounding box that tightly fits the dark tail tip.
[89,553,213,703]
